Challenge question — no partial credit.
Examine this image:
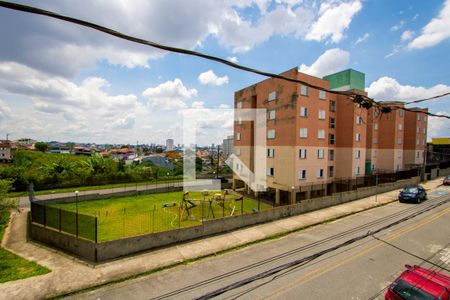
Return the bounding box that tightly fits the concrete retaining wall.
[30,223,97,261]
[30,176,420,262]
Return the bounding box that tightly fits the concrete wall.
[30,176,421,263]
[30,223,97,261]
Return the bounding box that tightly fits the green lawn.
[48,191,272,242]
[0,205,50,283]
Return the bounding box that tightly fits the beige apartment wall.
[268,146,296,189]
[294,146,333,186]
[403,149,424,166]
[376,148,404,171]
[335,147,366,178]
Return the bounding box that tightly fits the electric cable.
[193,198,450,300]
[0,1,449,119]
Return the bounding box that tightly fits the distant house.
[0,140,12,162]
[141,155,174,170]
[16,138,36,146]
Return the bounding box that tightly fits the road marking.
[262,207,450,300]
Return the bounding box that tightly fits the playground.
[48,190,272,242]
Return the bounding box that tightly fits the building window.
[267,129,276,139]
[373,137,378,144]
[317,149,324,159]
[317,168,324,178]
[299,149,307,159]
[396,164,400,171]
[236,132,241,141]
[330,101,336,112]
[397,138,403,145]
[330,118,336,129]
[319,90,326,100]
[424,116,427,122]
[300,128,308,138]
[329,134,335,145]
[397,150,402,158]
[416,151,420,158]
[267,148,275,158]
[374,123,378,130]
[267,167,274,176]
[417,127,420,134]
[268,91,277,101]
[300,106,308,117]
[329,149,334,161]
[374,110,380,118]
[398,124,403,130]
[356,116,363,125]
[355,150,361,159]
[236,101,242,109]
[355,133,361,141]
[298,170,307,180]
[237,117,242,125]
[268,109,276,120]
[328,166,334,177]
[417,114,420,121]
[300,85,308,96]
[416,139,420,145]
[423,128,426,134]
[355,166,360,175]
[399,110,404,117]
[318,110,326,120]
[235,148,241,156]
[318,129,325,139]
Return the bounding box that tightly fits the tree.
[195,157,203,172]
[34,142,48,152]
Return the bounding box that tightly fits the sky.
[0,0,449,146]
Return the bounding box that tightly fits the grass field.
[0,204,50,283]
[48,191,272,242]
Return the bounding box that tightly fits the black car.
[398,185,427,203]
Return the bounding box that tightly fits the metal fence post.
[178,206,181,228]
[241,198,244,215]
[152,205,155,233]
[59,208,62,232]
[76,211,79,237]
[95,217,98,243]
[43,204,46,227]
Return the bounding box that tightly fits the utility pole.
[216,145,220,178]
[6,133,9,141]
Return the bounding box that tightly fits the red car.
[444,175,450,185]
[385,265,450,300]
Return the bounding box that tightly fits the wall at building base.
[30,176,421,263]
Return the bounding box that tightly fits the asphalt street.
[67,185,450,300]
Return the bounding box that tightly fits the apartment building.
[233,68,368,204]
[0,140,12,162]
[366,103,427,173]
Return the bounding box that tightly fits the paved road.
[68,186,450,300]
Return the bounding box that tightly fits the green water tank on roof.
[323,69,365,92]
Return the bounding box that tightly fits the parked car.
[443,175,450,186]
[398,185,427,203]
[385,264,450,300]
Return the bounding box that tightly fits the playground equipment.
[179,190,240,221]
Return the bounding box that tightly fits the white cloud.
[306,0,362,43]
[390,20,405,32]
[191,101,205,108]
[299,48,350,77]
[427,111,450,140]
[198,70,229,86]
[227,56,239,63]
[367,76,450,101]
[408,0,450,49]
[0,99,11,121]
[111,115,135,129]
[401,30,415,41]
[354,32,369,45]
[142,78,197,110]
[384,44,402,58]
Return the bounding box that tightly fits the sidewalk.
[0,178,445,300]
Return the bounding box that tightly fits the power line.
[371,235,450,272]
[406,92,450,104]
[0,1,449,119]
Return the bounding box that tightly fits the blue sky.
[0,0,449,145]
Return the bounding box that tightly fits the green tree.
[34,142,48,152]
